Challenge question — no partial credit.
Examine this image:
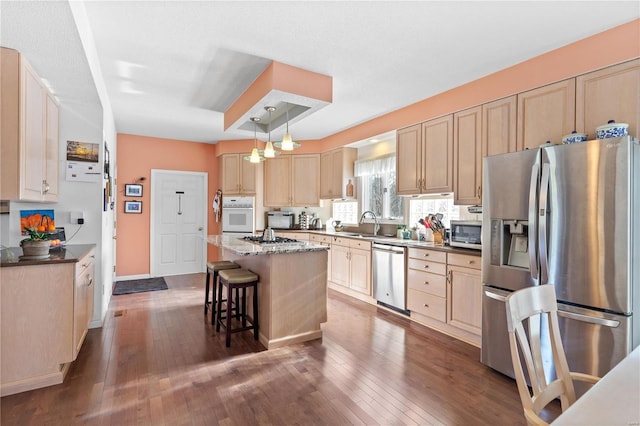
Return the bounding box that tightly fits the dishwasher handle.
[372,243,406,254]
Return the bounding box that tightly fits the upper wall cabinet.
[320,147,357,199]
[576,59,640,139]
[422,115,454,194]
[482,95,517,158]
[219,153,256,195]
[396,124,422,195]
[517,79,576,150]
[396,116,453,195]
[1,48,59,202]
[453,106,482,205]
[264,154,320,207]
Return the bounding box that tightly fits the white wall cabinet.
[0,47,59,202]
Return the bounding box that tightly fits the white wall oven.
[221,196,254,234]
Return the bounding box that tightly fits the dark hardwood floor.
[1,273,559,425]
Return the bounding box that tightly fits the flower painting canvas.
[20,209,55,235]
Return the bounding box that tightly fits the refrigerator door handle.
[557,310,620,328]
[484,290,507,302]
[528,162,540,280]
[538,162,550,284]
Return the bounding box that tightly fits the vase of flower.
[20,227,52,257]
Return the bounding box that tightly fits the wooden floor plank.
[1,272,560,425]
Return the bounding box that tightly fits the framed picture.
[124,201,142,214]
[125,184,143,197]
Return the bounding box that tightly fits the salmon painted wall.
[321,19,640,150]
[116,134,220,277]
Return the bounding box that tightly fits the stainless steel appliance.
[372,242,408,315]
[221,196,254,234]
[481,136,639,388]
[449,220,482,250]
[267,211,294,229]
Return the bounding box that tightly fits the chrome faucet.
[359,210,380,236]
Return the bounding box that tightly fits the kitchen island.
[207,234,329,349]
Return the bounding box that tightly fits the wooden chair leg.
[242,287,247,328]
[253,284,259,341]
[234,288,241,320]
[210,271,218,326]
[215,276,224,332]
[225,283,233,347]
[204,269,211,314]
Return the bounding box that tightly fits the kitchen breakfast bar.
[207,235,329,349]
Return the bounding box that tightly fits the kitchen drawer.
[330,236,350,247]
[309,234,331,244]
[447,253,481,270]
[407,269,446,297]
[349,238,371,250]
[275,231,308,241]
[408,289,446,322]
[408,248,446,264]
[408,258,447,276]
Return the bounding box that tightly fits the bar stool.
[205,261,240,325]
[216,268,259,347]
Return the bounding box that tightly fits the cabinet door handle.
[42,180,50,194]
[424,281,430,285]
[424,265,429,269]
[468,260,475,264]
[424,253,429,257]
[423,303,429,308]
[87,278,93,287]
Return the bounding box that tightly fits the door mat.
[113,277,168,295]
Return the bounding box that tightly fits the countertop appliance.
[481,135,639,393]
[449,220,482,250]
[267,211,294,229]
[372,242,409,315]
[221,196,254,234]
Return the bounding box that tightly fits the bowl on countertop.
[596,120,629,139]
[562,131,588,144]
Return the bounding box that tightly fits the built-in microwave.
[449,220,482,250]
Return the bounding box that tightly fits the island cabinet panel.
[310,234,332,281]
[264,154,319,207]
[453,106,482,205]
[517,78,576,150]
[0,47,59,202]
[219,153,256,195]
[320,147,357,199]
[482,95,517,157]
[422,115,454,193]
[447,253,482,337]
[576,58,640,140]
[396,124,422,195]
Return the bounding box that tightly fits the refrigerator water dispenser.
[489,219,530,269]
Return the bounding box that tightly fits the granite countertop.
[284,230,483,257]
[207,234,329,256]
[1,244,96,267]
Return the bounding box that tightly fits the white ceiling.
[2,1,639,145]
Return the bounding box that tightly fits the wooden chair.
[505,285,600,426]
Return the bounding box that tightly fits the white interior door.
[150,170,207,277]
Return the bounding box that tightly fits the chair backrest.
[505,284,576,425]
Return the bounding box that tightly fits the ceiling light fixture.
[274,102,301,151]
[263,106,278,158]
[244,117,265,163]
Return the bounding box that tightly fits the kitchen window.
[408,194,460,228]
[354,155,404,223]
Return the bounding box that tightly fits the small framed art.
[124,201,142,214]
[125,184,143,197]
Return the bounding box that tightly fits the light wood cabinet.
[407,248,447,322]
[1,246,96,396]
[329,236,372,298]
[453,106,482,205]
[396,124,422,194]
[310,233,332,281]
[264,154,320,207]
[73,250,95,358]
[446,253,482,337]
[0,47,59,202]
[576,59,640,139]
[482,95,517,157]
[517,79,576,150]
[396,116,453,195]
[319,147,357,200]
[219,153,256,195]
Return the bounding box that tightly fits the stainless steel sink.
[337,232,394,239]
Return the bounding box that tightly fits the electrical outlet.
[70,211,85,224]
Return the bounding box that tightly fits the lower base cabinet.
[328,236,372,302]
[1,247,95,396]
[447,253,482,336]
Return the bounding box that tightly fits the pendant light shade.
[274,103,301,151]
[263,106,280,158]
[244,117,266,163]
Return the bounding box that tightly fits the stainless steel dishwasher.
[372,242,408,315]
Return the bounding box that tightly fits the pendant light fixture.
[244,117,265,163]
[263,106,278,158]
[274,102,301,151]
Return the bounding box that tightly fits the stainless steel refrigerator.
[481,135,639,387]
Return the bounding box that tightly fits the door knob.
[198,227,204,231]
